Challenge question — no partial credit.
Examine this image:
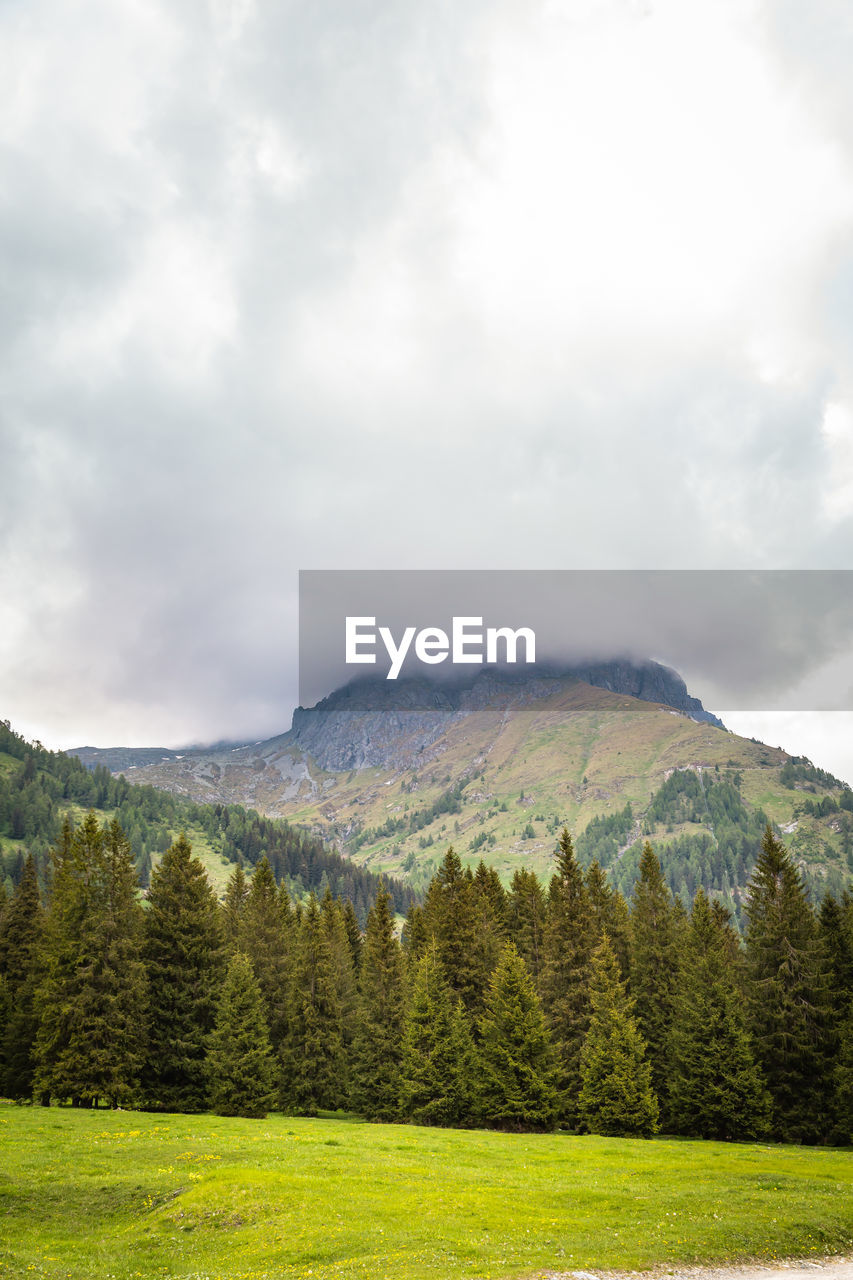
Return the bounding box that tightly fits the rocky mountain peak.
[287,659,722,773]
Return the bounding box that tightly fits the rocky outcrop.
[286,660,723,773]
[70,659,722,781]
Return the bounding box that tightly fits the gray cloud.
[1,0,853,752]
[298,569,853,713]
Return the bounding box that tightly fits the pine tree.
[819,892,853,1142]
[668,890,770,1140]
[206,953,277,1118]
[586,861,630,979]
[237,856,292,1052]
[34,814,147,1107]
[473,860,507,934]
[0,854,43,1099]
[539,829,594,1125]
[836,1005,853,1143]
[422,848,490,1017]
[579,934,659,1138]
[399,945,474,1127]
[282,895,346,1114]
[629,842,679,1123]
[321,889,358,1051]
[744,826,831,1142]
[819,894,853,1027]
[349,889,407,1120]
[477,942,556,1131]
[402,902,427,967]
[829,892,853,1140]
[222,864,249,950]
[341,898,363,974]
[142,833,224,1112]
[468,860,505,987]
[506,868,546,984]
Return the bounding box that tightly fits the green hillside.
[277,685,853,913]
[0,720,414,921]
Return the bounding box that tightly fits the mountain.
[0,720,415,921]
[69,659,720,776]
[70,662,853,915]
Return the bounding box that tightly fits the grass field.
[1,1108,852,1280]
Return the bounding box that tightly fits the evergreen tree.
[341,898,363,974]
[321,889,358,1051]
[206,953,277,1118]
[477,942,556,1131]
[399,945,474,1127]
[142,833,224,1112]
[586,861,630,979]
[0,854,43,1099]
[222,864,249,951]
[473,861,507,935]
[829,893,853,1141]
[136,849,152,892]
[422,848,490,1017]
[349,889,406,1120]
[283,895,346,1113]
[579,934,659,1138]
[819,892,853,1042]
[744,826,831,1142]
[819,892,853,1142]
[237,856,292,1052]
[34,814,146,1107]
[471,859,505,967]
[402,902,427,967]
[836,1006,853,1143]
[629,842,679,1123]
[540,829,594,1125]
[507,868,546,984]
[668,890,770,1140]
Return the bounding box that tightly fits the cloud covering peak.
[2,0,853,753]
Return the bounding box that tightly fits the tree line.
[1,812,851,1142]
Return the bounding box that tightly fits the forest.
[1,803,851,1146]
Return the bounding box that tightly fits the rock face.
[70,659,722,779]
[286,660,723,772]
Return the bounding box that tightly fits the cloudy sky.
[2,0,853,776]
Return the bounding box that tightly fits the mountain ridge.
[70,658,723,774]
[65,662,853,915]
[286,660,724,772]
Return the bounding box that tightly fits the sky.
[2,0,853,778]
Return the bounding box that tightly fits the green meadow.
[1,1109,852,1280]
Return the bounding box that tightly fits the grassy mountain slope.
[85,677,853,911]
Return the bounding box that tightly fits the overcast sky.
[2,0,853,778]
